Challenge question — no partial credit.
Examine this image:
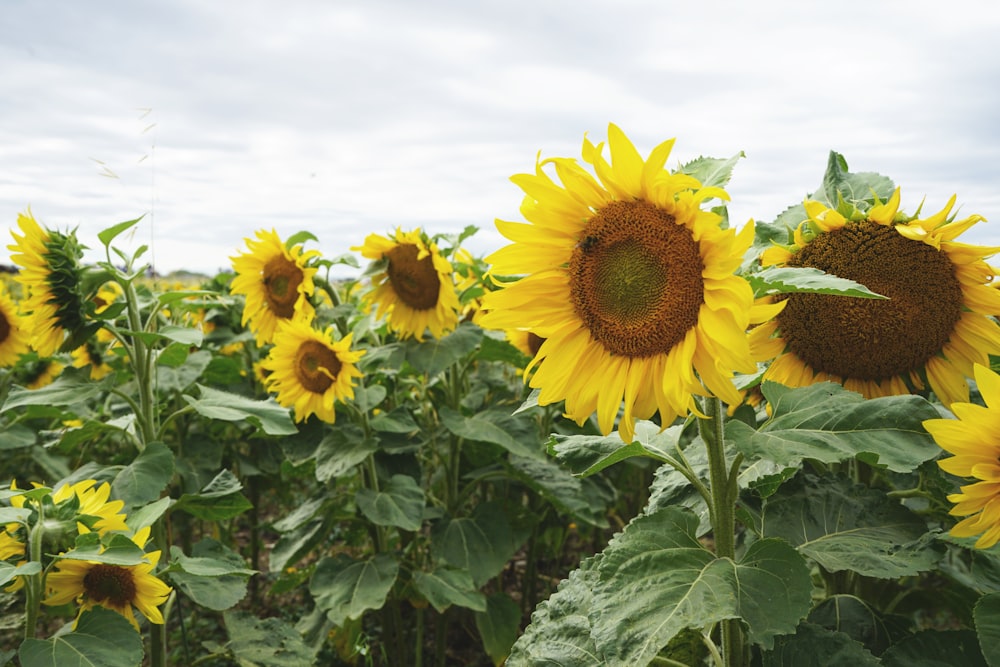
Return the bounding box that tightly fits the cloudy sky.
[2,0,999,276]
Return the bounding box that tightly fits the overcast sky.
[2,0,999,276]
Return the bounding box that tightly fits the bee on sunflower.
[352,228,461,341]
[751,187,1000,406]
[478,124,766,442]
[229,229,319,346]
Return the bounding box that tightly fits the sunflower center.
[294,340,341,394]
[83,564,136,607]
[569,200,704,358]
[0,309,9,344]
[778,220,963,381]
[262,255,304,318]
[386,243,440,311]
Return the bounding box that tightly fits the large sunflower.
[924,364,1000,549]
[751,188,1000,405]
[230,229,319,345]
[7,210,88,356]
[352,228,461,340]
[478,124,761,442]
[261,319,365,423]
[0,280,29,367]
[44,526,172,629]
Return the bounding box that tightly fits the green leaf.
[172,470,253,520]
[476,593,522,666]
[155,349,211,392]
[120,324,204,347]
[353,384,387,413]
[97,216,143,247]
[507,556,602,667]
[439,406,540,460]
[728,382,941,473]
[412,568,487,613]
[223,610,315,667]
[355,474,425,531]
[746,266,886,299]
[2,367,108,413]
[310,553,399,626]
[369,407,419,434]
[507,455,609,527]
[155,342,190,368]
[975,593,1000,666]
[18,606,144,667]
[882,630,987,667]
[269,519,325,575]
[168,538,251,611]
[314,425,377,482]
[761,622,880,666]
[60,534,148,566]
[112,442,175,506]
[432,502,516,587]
[284,230,319,248]
[549,422,682,477]
[761,473,940,578]
[0,561,40,588]
[818,151,895,213]
[679,152,745,190]
[477,332,529,366]
[404,323,483,374]
[184,384,297,436]
[589,507,812,664]
[126,496,172,532]
[168,546,256,577]
[807,595,902,656]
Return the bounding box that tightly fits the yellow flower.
[751,188,1000,405]
[261,320,365,423]
[71,341,114,380]
[352,228,461,340]
[51,480,130,535]
[44,526,172,629]
[924,364,1000,549]
[478,124,759,441]
[25,359,64,390]
[7,210,88,356]
[0,280,29,367]
[230,229,319,345]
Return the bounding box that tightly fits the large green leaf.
[314,425,377,482]
[223,610,314,667]
[439,406,540,460]
[588,507,812,665]
[549,422,683,476]
[155,349,212,393]
[507,455,609,528]
[728,382,941,473]
[309,553,399,626]
[746,266,886,299]
[975,592,1000,666]
[2,367,108,413]
[19,607,144,667]
[355,474,425,531]
[412,567,487,613]
[679,152,744,190]
[475,593,522,666]
[882,629,987,667]
[60,533,148,566]
[112,442,174,506]
[172,470,252,520]
[431,502,516,587]
[761,622,880,666]
[168,538,252,611]
[761,473,940,578]
[184,384,297,436]
[807,595,902,656]
[507,556,602,667]
[404,323,483,374]
[0,561,40,588]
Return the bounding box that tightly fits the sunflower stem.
[23,500,45,640]
[699,396,745,667]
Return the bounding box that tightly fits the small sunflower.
[24,358,64,390]
[230,229,319,345]
[0,280,29,367]
[51,480,130,535]
[751,188,1000,405]
[72,341,113,380]
[478,124,762,442]
[7,210,89,356]
[261,320,365,423]
[352,228,461,340]
[44,526,172,629]
[924,364,1000,549]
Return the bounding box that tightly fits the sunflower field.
[4,125,1000,667]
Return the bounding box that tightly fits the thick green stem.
[699,397,744,667]
[23,502,46,640]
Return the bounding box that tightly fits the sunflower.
[751,188,1000,406]
[478,124,763,442]
[72,341,114,380]
[352,228,461,340]
[25,358,64,390]
[7,210,88,356]
[230,229,319,345]
[51,480,130,535]
[0,280,29,367]
[924,364,1000,548]
[44,526,172,629]
[261,319,365,423]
